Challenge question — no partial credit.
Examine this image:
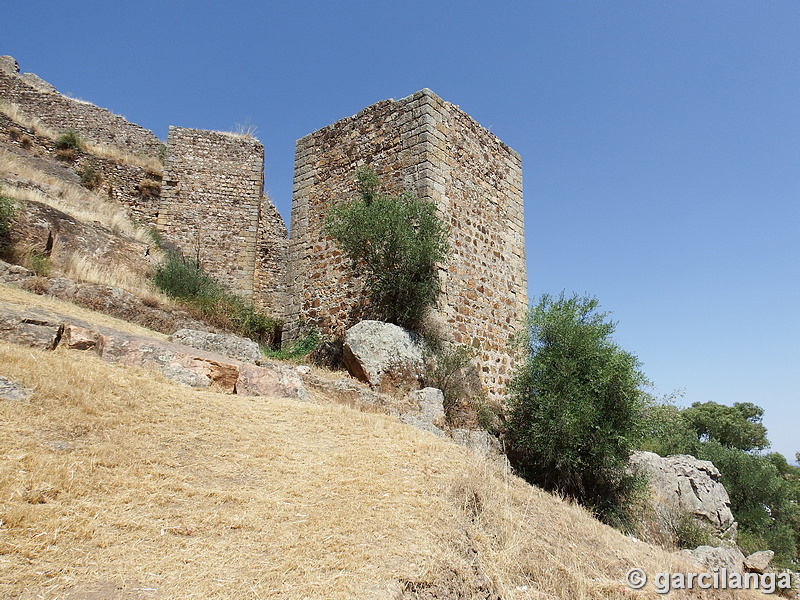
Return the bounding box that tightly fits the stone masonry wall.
[253,195,289,318]
[287,89,527,402]
[0,55,162,158]
[157,127,264,297]
[0,113,162,226]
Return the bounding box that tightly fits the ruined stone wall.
[0,55,163,157]
[287,89,527,402]
[157,127,264,297]
[253,196,289,317]
[0,113,162,225]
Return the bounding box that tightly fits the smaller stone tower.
[157,127,264,298]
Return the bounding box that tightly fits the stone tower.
[286,89,527,401]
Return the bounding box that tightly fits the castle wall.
[0,113,162,226]
[253,196,289,318]
[288,89,527,402]
[157,127,264,297]
[0,55,162,158]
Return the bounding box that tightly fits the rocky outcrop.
[630,451,737,543]
[744,550,774,574]
[342,320,424,392]
[0,304,64,350]
[0,300,308,401]
[170,329,262,364]
[0,261,208,336]
[682,545,745,574]
[399,387,447,437]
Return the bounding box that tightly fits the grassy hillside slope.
[0,292,765,600]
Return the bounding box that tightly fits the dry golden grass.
[0,323,765,599]
[0,283,168,339]
[0,101,60,140]
[0,101,163,174]
[0,148,151,244]
[58,249,171,308]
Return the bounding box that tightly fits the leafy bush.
[640,399,697,456]
[322,166,451,330]
[152,251,280,346]
[153,252,222,300]
[0,188,14,251]
[54,129,84,151]
[505,292,649,526]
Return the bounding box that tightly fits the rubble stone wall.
[0,113,162,226]
[157,127,264,297]
[287,89,527,402]
[253,196,289,318]
[0,55,162,157]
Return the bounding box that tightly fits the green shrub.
[322,166,451,330]
[265,329,321,361]
[505,292,649,526]
[152,251,280,346]
[640,399,697,456]
[0,188,14,251]
[55,129,84,151]
[153,252,223,301]
[25,252,51,276]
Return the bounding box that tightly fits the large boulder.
[630,451,737,543]
[744,550,774,574]
[342,320,424,392]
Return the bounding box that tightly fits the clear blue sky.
[5,1,798,462]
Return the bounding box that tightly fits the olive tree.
[322,166,450,330]
[506,292,649,524]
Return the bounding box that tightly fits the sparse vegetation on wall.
[54,129,85,151]
[322,166,451,331]
[0,186,14,253]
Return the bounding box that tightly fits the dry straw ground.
[0,293,766,600]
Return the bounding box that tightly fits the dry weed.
[60,250,170,306]
[0,148,150,243]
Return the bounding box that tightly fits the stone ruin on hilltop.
[0,56,527,403]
